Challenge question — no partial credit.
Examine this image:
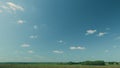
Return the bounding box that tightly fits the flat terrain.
[0,64,120,68]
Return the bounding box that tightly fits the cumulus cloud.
[53,50,63,54]
[70,46,86,50]
[97,32,107,37]
[86,29,97,35]
[28,50,34,54]
[6,2,24,11]
[17,20,25,24]
[21,44,30,48]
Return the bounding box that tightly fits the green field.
[0,64,120,68]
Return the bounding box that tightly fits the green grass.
[0,64,120,68]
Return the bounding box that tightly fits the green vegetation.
[0,61,120,68]
[80,60,105,65]
[0,64,120,68]
[67,60,106,65]
[67,60,120,66]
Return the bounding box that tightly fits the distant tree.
[67,61,79,65]
[81,60,105,65]
[94,60,105,65]
[68,61,75,65]
[115,62,119,65]
[108,62,115,65]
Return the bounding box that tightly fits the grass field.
[0,64,120,68]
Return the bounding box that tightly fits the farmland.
[0,64,120,68]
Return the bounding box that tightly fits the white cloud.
[97,32,107,37]
[0,5,8,9]
[28,50,34,54]
[58,40,63,43]
[6,2,24,11]
[17,20,25,24]
[0,2,24,13]
[29,35,38,39]
[53,50,63,54]
[33,25,38,29]
[86,29,97,35]
[21,44,30,48]
[70,46,86,50]
[57,40,65,44]
[0,5,12,13]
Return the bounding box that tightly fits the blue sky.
[0,0,120,62]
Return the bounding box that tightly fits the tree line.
[61,60,120,65]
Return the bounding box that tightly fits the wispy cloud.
[70,46,86,50]
[28,50,34,54]
[86,29,97,35]
[21,44,30,48]
[97,32,107,37]
[57,40,65,44]
[0,2,24,13]
[33,25,38,29]
[116,36,120,40]
[53,50,64,54]
[58,40,63,43]
[0,10,3,13]
[29,35,38,39]
[0,5,8,9]
[6,2,24,11]
[106,28,110,30]
[113,45,118,48]
[105,50,109,53]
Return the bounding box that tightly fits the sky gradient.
[0,0,120,62]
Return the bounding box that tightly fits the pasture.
[0,64,120,68]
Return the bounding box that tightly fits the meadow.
[0,64,120,68]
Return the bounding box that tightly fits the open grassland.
[0,64,120,68]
